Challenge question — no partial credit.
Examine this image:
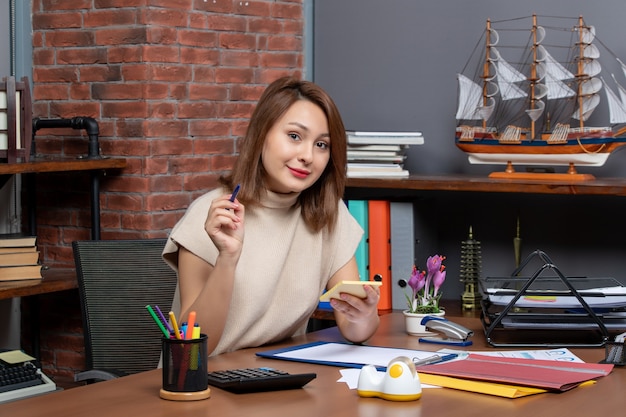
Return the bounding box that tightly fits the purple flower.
[432,269,446,297]
[406,255,446,313]
[408,265,425,292]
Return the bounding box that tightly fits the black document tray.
[480,250,626,347]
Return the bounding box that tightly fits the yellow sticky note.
[0,350,36,364]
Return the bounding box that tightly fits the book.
[0,264,43,281]
[346,200,369,281]
[390,202,416,310]
[0,251,40,267]
[347,144,408,152]
[347,164,409,178]
[368,200,392,311]
[346,131,424,145]
[0,233,37,248]
[0,246,37,254]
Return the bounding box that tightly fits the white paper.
[436,347,585,363]
[275,343,444,368]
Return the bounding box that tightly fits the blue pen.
[226,184,240,211]
[230,184,240,203]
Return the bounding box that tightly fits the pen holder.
[603,341,626,366]
[160,334,211,401]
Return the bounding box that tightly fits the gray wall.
[314,1,626,299]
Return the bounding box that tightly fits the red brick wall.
[25,0,304,380]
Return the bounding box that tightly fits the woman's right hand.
[204,192,245,258]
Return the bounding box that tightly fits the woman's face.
[261,100,331,194]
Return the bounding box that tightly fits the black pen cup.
[160,334,210,401]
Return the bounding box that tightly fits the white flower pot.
[402,310,445,336]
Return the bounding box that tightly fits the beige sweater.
[163,188,363,355]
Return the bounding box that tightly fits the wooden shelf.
[346,174,626,196]
[0,156,126,175]
[0,268,78,300]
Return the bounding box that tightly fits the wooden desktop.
[1,308,623,417]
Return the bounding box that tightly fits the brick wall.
[25,0,304,381]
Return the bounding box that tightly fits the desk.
[1,311,623,416]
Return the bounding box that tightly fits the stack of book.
[346,131,424,178]
[0,234,42,281]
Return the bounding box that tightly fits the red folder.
[415,353,614,391]
[368,200,391,311]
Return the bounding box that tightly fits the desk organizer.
[603,341,626,366]
[480,250,626,347]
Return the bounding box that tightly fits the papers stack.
[346,131,424,178]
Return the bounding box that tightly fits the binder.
[347,200,369,281]
[390,202,415,310]
[368,200,392,311]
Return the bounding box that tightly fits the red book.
[367,200,392,311]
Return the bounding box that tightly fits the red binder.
[367,200,392,311]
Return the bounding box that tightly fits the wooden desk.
[1,312,623,417]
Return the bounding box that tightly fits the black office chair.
[72,238,178,383]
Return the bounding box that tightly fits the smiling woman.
[162,77,380,357]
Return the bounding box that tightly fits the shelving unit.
[346,174,626,197]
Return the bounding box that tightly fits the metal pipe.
[32,116,101,158]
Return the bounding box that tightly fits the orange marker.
[185,311,196,340]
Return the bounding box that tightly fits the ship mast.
[529,14,539,139]
[482,19,492,132]
[576,15,585,132]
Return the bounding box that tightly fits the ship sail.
[603,77,626,124]
[456,73,495,121]
[536,45,575,99]
[492,47,527,100]
[572,25,602,122]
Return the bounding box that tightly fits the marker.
[185,311,196,340]
[146,305,170,338]
[154,305,173,334]
[169,311,182,340]
[229,184,241,203]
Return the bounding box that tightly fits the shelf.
[346,174,626,196]
[0,156,127,175]
[0,268,78,300]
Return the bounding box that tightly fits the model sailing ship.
[455,15,626,178]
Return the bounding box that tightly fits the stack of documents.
[257,341,613,399]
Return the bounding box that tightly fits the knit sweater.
[163,188,363,356]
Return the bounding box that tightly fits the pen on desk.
[154,305,173,334]
[185,311,196,340]
[412,354,444,367]
[146,305,170,338]
[169,311,182,340]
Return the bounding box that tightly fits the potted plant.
[403,254,446,335]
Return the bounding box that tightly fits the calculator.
[206,367,316,393]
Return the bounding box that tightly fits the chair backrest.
[72,238,177,375]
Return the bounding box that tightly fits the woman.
[163,77,380,355]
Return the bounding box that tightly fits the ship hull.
[455,135,626,166]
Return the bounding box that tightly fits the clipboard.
[256,341,457,370]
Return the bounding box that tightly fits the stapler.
[418,316,474,346]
